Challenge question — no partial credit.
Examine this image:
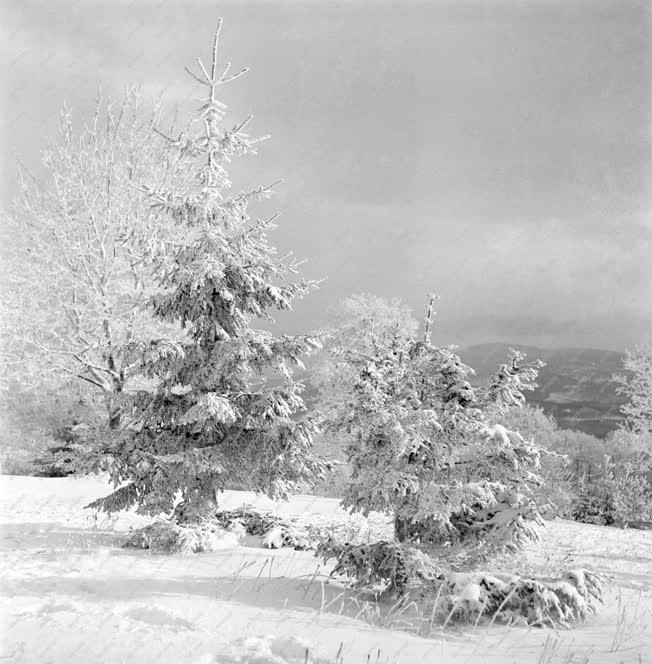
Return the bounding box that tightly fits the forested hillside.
[460,344,627,437]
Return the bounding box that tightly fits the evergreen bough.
[87,21,330,521]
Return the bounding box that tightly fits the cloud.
[2,0,650,351]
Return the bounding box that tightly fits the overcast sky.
[2,0,651,351]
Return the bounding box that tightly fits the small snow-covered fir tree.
[318,297,607,625]
[328,294,545,551]
[87,21,329,521]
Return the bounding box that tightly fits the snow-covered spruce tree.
[86,21,330,536]
[317,296,606,626]
[329,295,545,550]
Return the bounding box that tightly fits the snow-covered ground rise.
[0,475,650,663]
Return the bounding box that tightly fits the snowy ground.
[0,476,650,663]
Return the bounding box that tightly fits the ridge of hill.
[459,343,627,438]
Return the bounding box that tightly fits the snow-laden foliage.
[2,90,189,429]
[614,345,652,439]
[496,404,576,518]
[317,538,607,628]
[85,22,330,519]
[317,539,444,594]
[309,295,419,497]
[325,297,545,553]
[572,451,652,528]
[310,294,420,421]
[122,520,238,553]
[571,347,652,529]
[433,569,607,629]
[126,504,319,552]
[215,505,314,549]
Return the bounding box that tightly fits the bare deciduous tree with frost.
[574,345,652,528]
[2,90,189,428]
[615,344,652,440]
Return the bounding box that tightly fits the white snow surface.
[0,475,650,663]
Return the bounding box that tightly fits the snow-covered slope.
[1,475,650,663]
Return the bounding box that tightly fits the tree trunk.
[106,379,123,429]
[103,325,122,430]
[172,498,219,524]
[394,512,443,545]
[107,402,121,429]
[394,496,423,543]
[394,515,409,542]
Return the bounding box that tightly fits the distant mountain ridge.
[459,343,628,438]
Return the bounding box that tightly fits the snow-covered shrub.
[31,423,96,478]
[307,512,391,548]
[124,504,319,552]
[505,569,607,628]
[575,346,652,529]
[572,452,652,528]
[316,539,443,594]
[123,520,238,553]
[536,457,576,519]
[571,475,615,526]
[610,452,652,527]
[32,443,92,478]
[0,384,101,477]
[614,345,652,440]
[214,505,314,549]
[317,537,607,628]
[215,505,393,551]
[432,569,607,629]
[0,448,42,476]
